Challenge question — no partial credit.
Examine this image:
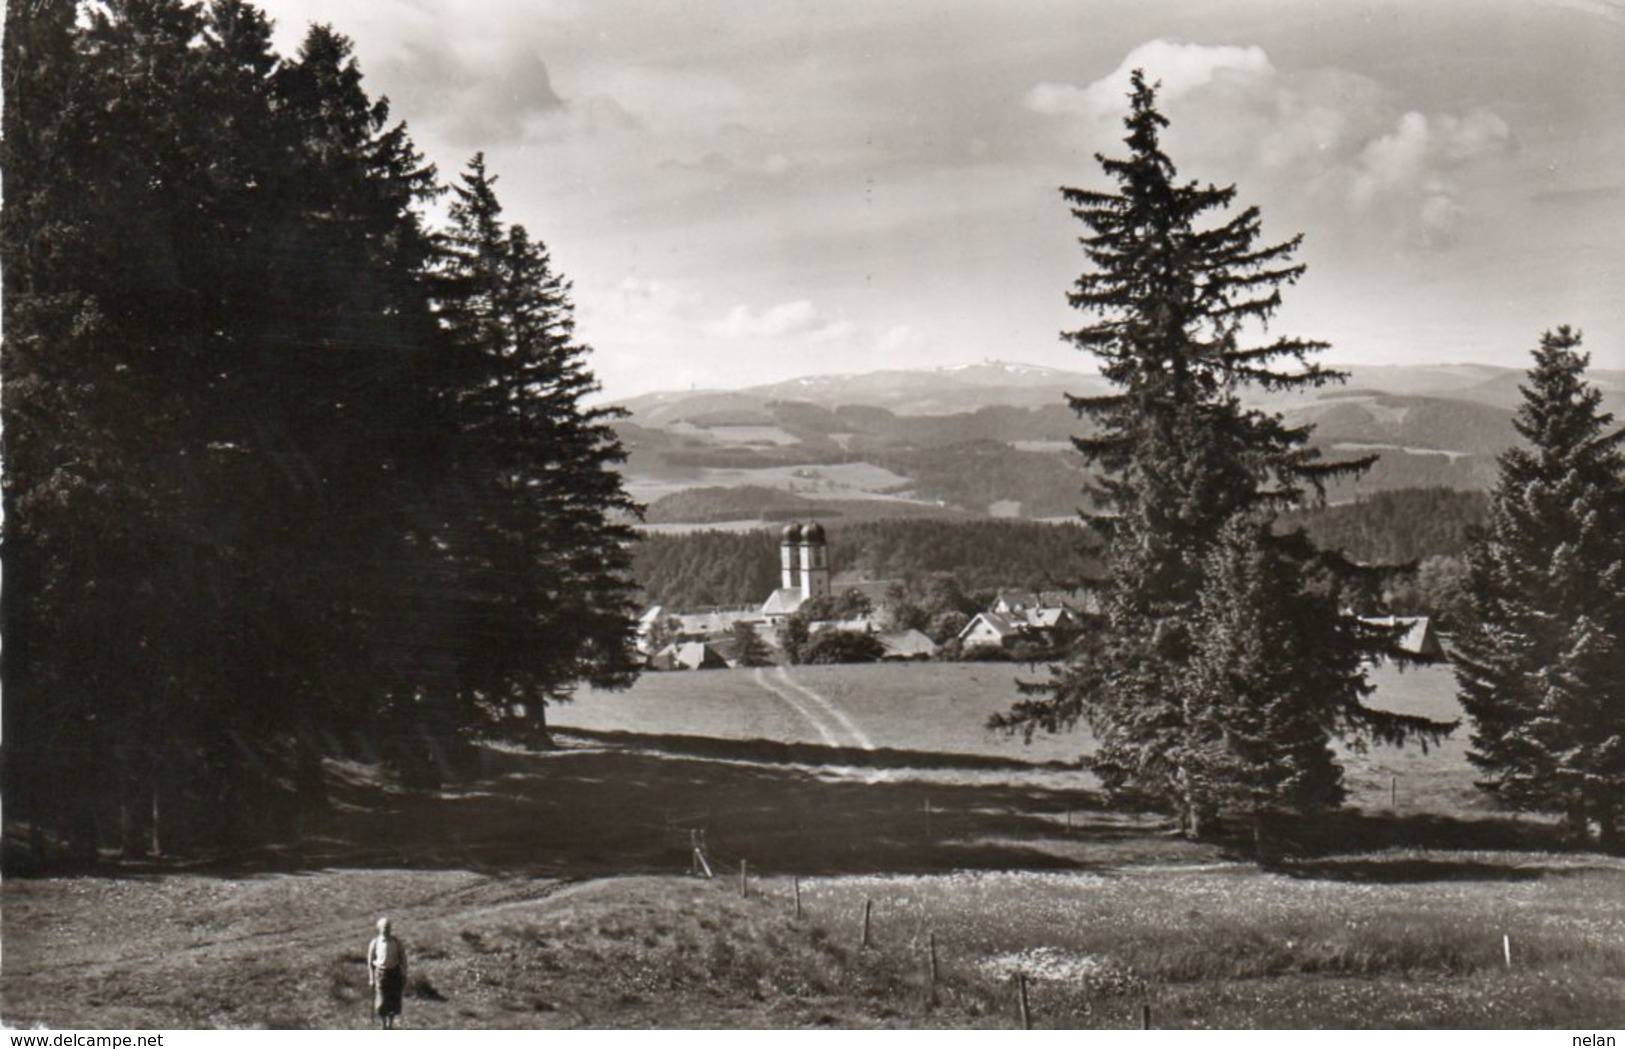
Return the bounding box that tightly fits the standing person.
[367,917,408,1029]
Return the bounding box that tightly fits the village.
[639,522,1443,670]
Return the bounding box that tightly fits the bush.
[800,632,885,664]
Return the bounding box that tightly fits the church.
[759,521,832,619]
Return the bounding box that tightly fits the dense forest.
[633,487,1489,610]
[633,518,1102,609]
[3,1,638,857]
[1279,487,1488,564]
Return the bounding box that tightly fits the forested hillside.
[1278,487,1488,565]
[636,488,1490,609]
[633,518,1101,608]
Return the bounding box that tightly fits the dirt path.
[750,666,845,748]
[771,667,876,750]
[749,666,896,783]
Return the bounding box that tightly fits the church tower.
[779,523,802,591]
[798,522,830,601]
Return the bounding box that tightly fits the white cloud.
[376,38,641,148]
[878,325,915,354]
[1028,41,1515,252]
[707,299,839,339]
[1027,40,1273,122]
[659,122,811,182]
[605,276,704,324]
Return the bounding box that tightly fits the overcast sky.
[254,0,1625,400]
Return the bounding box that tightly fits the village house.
[877,628,937,660]
[957,603,1079,652]
[991,587,1099,616]
[1358,614,1445,659]
[649,640,730,671]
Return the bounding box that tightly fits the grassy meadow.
[6,658,1623,1029]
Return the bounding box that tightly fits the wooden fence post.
[739,859,748,898]
[1141,1002,1152,1029]
[927,932,938,1006]
[793,876,802,919]
[861,898,872,948]
[1503,933,1512,968]
[1017,972,1031,1030]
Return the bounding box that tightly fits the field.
[557,662,1091,765]
[557,660,1493,816]
[5,660,1623,1030]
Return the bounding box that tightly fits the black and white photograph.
[3,0,1623,1033]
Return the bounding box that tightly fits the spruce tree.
[994,71,1446,837]
[729,620,776,668]
[431,155,642,748]
[3,2,457,847]
[1183,519,1372,848]
[1455,327,1625,848]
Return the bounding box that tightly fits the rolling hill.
[613,360,1624,525]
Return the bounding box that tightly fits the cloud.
[378,39,640,147]
[610,276,704,324]
[706,299,854,342]
[659,122,809,182]
[1027,40,1273,122]
[878,325,915,354]
[1028,41,1515,252]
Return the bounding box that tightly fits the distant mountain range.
[621,361,1108,423]
[615,360,1625,526]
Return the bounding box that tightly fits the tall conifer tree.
[995,71,1445,837]
[431,155,642,748]
[1455,327,1625,848]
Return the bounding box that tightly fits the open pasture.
[8,848,1623,1029]
[9,658,1609,1030]
[560,661,1089,766]
[559,660,1490,818]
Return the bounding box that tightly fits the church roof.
[761,588,806,616]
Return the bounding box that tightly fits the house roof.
[992,589,1040,611]
[959,611,1025,641]
[673,609,755,636]
[1358,614,1442,657]
[993,588,1099,614]
[879,629,937,658]
[761,588,805,616]
[663,640,727,670]
[1024,607,1073,629]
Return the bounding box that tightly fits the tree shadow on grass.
[20,734,1591,884]
[84,734,1200,880]
[1236,808,1583,883]
[1274,856,1550,883]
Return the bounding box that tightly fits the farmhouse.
[991,588,1098,616]
[671,608,756,637]
[1359,614,1444,659]
[958,611,1028,648]
[958,604,1078,649]
[878,628,937,660]
[649,640,730,671]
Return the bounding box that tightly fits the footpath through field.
[750,666,877,752]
